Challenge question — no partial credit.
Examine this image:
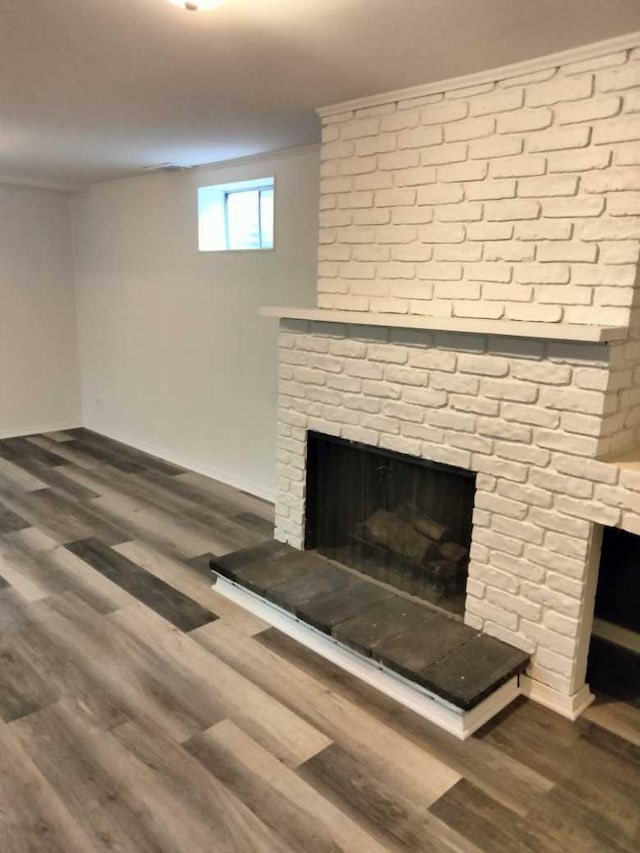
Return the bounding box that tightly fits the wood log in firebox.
[365,509,439,563]
[439,540,468,565]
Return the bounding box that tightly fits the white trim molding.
[213,574,522,740]
[318,31,640,117]
[0,422,81,441]
[520,675,595,721]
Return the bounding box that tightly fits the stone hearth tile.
[421,634,529,711]
[266,565,354,613]
[333,595,435,656]
[210,540,294,582]
[373,615,477,684]
[301,578,394,635]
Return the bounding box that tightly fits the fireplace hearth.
[305,432,475,615]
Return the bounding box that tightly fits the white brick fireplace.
[266,32,640,719]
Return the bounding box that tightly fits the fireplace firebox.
[304,432,476,616]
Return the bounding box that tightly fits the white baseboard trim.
[82,423,275,503]
[213,574,521,740]
[520,675,595,720]
[0,421,81,440]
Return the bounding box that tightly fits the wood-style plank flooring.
[0,428,638,852]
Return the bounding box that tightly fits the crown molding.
[317,31,640,118]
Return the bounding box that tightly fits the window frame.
[197,176,276,253]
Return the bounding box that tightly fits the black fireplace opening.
[587,526,640,704]
[304,432,476,616]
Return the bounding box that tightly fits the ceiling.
[2,0,640,190]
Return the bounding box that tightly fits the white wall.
[72,146,319,499]
[0,184,81,438]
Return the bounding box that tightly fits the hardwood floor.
[0,428,638,852]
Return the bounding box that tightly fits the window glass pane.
[260,188,274,249]
[226,189,261,250]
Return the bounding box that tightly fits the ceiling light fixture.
[168,0,224,10]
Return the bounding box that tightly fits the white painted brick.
[392,244,434,262]
[616,141,640,165]
[321,140,355,160]
[555,95,621,125]
[547,148,611,172]
[450,394,499,416]
[467,222,514,240]
[545,196,606,218]
[484,199,540,221]
[444,116,495,142]
[472,527,525,557]
[367,344,408,364]
[543,611,580,639]
[554,453,619,484]
[482,283,533,302]
[417,184,463,204]
[536,241,597,262]
[421,100,468,125]
[608,191,640,216]
[529,506,591,539]
[491,155,547,178]
[436,202,483,222]
[466,179,516,200]
[544,529,590,561]
[341,117,380,140]
[471,88,524,116]
[540,385,604,415]
[514,263,570,284]
[518,175,579,197]
[378,150,419,170]
[502,400,561,426]
[338,158,380,180]
[376,224,418,244]
[497,480,553,508]
[469,136,523,159]
[506,303,563,322]
[536,284,592,305]
[430,372,479,394]
[481,378,538,402]
[417,262,463,280]
[593,116,640,144]
[564,305,629,325]
[397,126,443,149]
[377,261,416,279]
[497,108,553,133]
[375,188,416,207]
[337,191,374,209]
[472,455,529,483]
[329,339,367,358]
[454,301,505,320]
[556,494,621,526]
[466,262,512,282]
[420,223,466,243]
[394,166,438,187]
[355,133,397,157]
[486,589,541,623]
[522,618,579,654]
[341,425,380,446]
[339,261,376,279]
[458,353,509,375]
[483,242,535,262]
[421,143,469,166]
[352,243,390,261]
[582,167,640,193]
[561,411,604,436]
[438,161,488,182]
[355,104,396,118]
[599,63,640,92]
[527,126,591,152]
[362,379,400,399]
[527,75,593,107]
[392,207,434,225]
[379,109,421,131]
[524,542,586,577]
[577,218,640,240]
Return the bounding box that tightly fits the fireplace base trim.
[520,676,594,721]
[212,574,521,740]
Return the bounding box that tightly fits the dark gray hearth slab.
[209,542,529,711]
[420,634,530,711]
[373,615,479,685]
[333,596,433,657]
[302,578,393,635]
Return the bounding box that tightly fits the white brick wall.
[317,46,640,326]
[275,320,640,699]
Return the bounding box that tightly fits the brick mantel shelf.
[260,306,627,344]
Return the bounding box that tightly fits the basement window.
[198,177,274,252]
